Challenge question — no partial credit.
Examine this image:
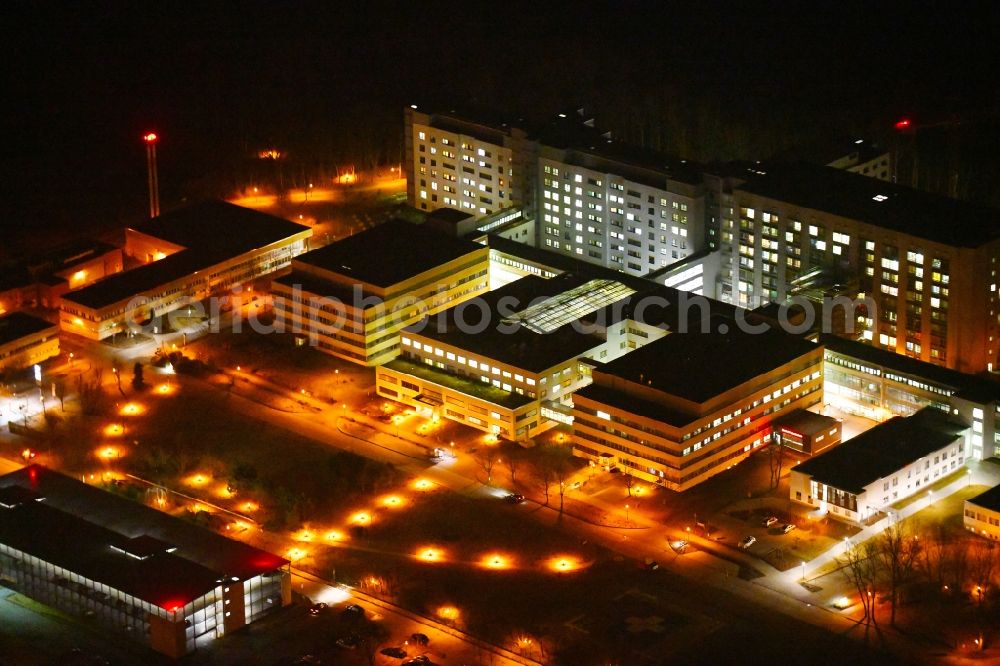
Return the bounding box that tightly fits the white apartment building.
[537,153,705,278]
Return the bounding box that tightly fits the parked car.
[380,647,408,658]
[503,493,525,504]
[739,536,757,549]
[763,516,779,527]
[410,633,430,646]
[639,558,660,571]
[308,602,327,616]
[341,604,365,619]
[402,657,433,666]
[782,523,797,534]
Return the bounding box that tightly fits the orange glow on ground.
[119,402,144,416]
[417,547,445,563]
[103,424,124,437]
[481,553,513,570]
[184,473,211,488]
[412,478,434,491]
[294,529,315,542]
[350,511,372,525]
[155,383,175,395]
[548,555,582,573]
[287,548,307,561]
[241,501,258,513]
[482,434,499,445]
[325,530,344,542]
[381,495,405,508]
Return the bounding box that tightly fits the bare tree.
[842,540,881,625]
[474,447,500,485]
[624,472,636,498]
[767,437,787,490]
[970,540,996,611]
[505,450,521,489]
[877,523,922,625]
[919,522,949,588]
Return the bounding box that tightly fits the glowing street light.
[417,547,444,563]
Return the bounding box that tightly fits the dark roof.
[968,484,1000,513]
[62,201,309,310]
[130,200,310,252]
[0,311,56,346]
[820,334,1000,403]
[794,408,966,494]
[771,137,887,167]
[773,409,840,437]
[738,163,1000,248]
[293,219,485,288]
[0,264,33,292]
[426,208,475,226]
[575,381,693,427]
[592,326,820,404]
[0,466,287,610]
[407,275,604,372]
[534,112,702,186]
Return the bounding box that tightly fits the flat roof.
[407,274,607,372]
[575,381,693,428]
[968,484,1000,513]
[62,202,309,311]
[738,163,1000,248]
[385,358,534,410]
[0,466,287,610]
[0,311,57,346]
[794,408,966,494]
[592,325,820,405]
[293,219,485,288]
[130,200,310,253]
[820,334,1000,403]
[774,409,840,437]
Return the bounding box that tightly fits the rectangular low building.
[0,466,290,658]
[790,407,967,524]
[964,484,1000,541]
[773,409,842,455]
[573,325,824,491]
[60,201,311,341]
[272,219,489,366]
[0,312,59,372]
[378,274,639,440]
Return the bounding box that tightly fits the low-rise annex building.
[0,311,59,372]
[790,407,967,524]
[964,483,1000,541]
[59,201,311,341]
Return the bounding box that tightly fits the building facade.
[60,202,311,341]
[272,220,489,366]
[0,312,59,372]
[375,274,647,440]
[790,408,967,524]
[0,467,290,658]
[721,164,1000,373]
[964,484,1000,541]
[405,106,531,217]
[573,327,824,491]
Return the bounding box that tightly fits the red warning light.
[143,132,158,143]
[894,119,911,130]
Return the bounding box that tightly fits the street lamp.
[143,132,160,218]
[800,561,806,582]
[625,503,630,523]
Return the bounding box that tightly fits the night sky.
[2,1,997,252]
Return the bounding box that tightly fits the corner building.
[721,163,1000,373]
[573,326,823,491]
